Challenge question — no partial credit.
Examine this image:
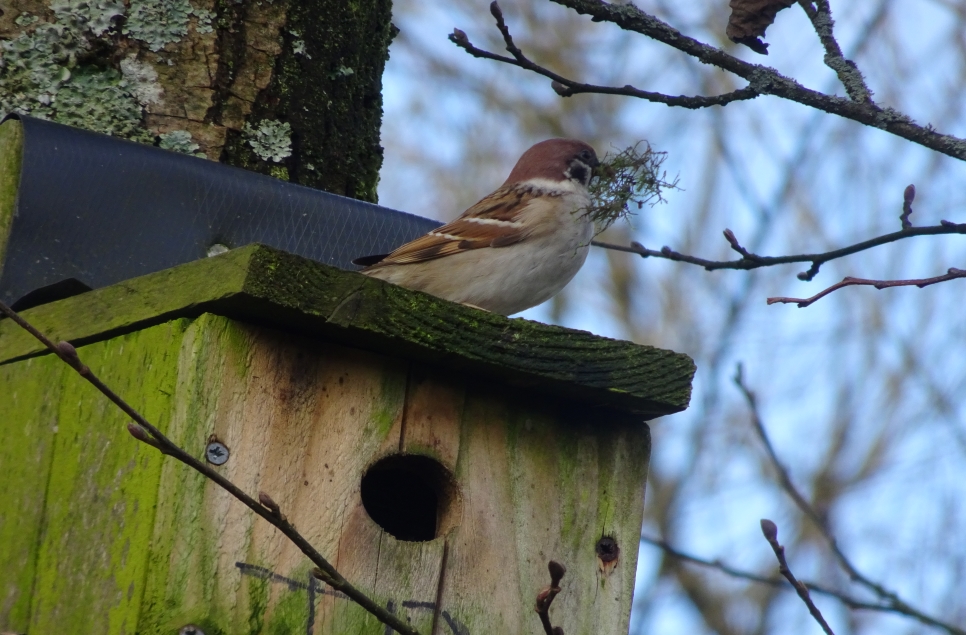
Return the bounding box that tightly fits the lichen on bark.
[219,0,395,202]
[0,0,394,203]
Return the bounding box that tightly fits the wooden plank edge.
[0,245,259,362]
[0,244,695,416]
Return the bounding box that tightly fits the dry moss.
[584,141,679,231]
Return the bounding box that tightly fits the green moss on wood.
[247,572,268,635]
[11,320,187,634]
[496,403,648,635]
[0,246,257,362]
[0,355,64,632]
[374,370,407,439]
[241,247,695,416]
[2,300,656,633]
[262,563,311,634]
[0,118,23,278]
[137,314,246,633]
[0,244,695,416]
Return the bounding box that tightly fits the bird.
[356,138,600,316]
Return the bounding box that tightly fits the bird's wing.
[364,184,537,268]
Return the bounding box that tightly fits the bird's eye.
[580,150,592,161]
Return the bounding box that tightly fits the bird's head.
[504,138,600,189]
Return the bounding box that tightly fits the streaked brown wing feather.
[372,232,472,265]
[365,184,537,268]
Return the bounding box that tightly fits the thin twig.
[592,220,966,281]
[488,0,966,162]
[448,3,761,110]
[0,300,422,635]
[766,267,966,307]
[760,519,836,635]
[535,561,567,635]
[797,0,873,103]
[734,365,966,635]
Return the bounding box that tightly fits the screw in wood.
[205,436,229,465]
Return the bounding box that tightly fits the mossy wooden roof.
[0,244,694,417]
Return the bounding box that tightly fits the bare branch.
[734,366,966,635]
[766,267,966,307]
[760,518,836,635]
[797,0,873,102]
[534,0,966,161]
[592,220,966,280]
[0,300,422,635]
[448,3,761,110]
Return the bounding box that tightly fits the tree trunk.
[0,0,393,201]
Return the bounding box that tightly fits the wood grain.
[4,310,659,634]
[135,315,449,633]
[0,320,187,634]
[439,392,651,635]
[0,354,64,632]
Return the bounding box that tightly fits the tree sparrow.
[357,138,600,316]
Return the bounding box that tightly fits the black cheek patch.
[568,162,589,186]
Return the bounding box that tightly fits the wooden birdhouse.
[0,118,695,635]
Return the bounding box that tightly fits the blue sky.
[378,1,966,632]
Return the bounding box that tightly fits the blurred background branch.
[736,365,965,634]
[379,0,966,632]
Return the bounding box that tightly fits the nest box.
[0,119,694,635]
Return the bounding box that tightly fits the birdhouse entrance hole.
[361,454,461,542]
